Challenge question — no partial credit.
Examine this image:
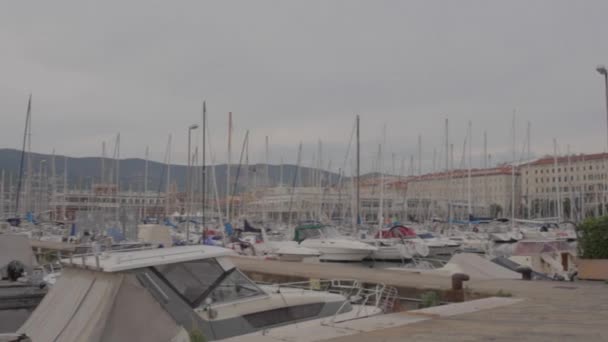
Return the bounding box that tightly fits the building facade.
[404,166,521,221]
[520,153,608,221]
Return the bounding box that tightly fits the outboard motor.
[7,260,25,281]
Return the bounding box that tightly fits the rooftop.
[523,152,608,167]
[61,245,236,272]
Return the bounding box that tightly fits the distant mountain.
[0,148,342,195]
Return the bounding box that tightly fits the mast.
[226,112,232,223]
[51,150,56,220]
[483,130,488,215]
[265,136,270,187]
[143,146,149,219]
[201,101,207,231]
[377,144,384,231]
[444,118,449,224]
[553,139,561,222]
[15,95,32,217]
[62,156,67,221]
[567,145,572,220]
[263,136,269,222]
[417,134,422,175]
[25,97,32,216]
[101,141,106,184]
[511,113,515,230]
[115,133,121,223]
[287,143,303,228]
[165,134,172,217]
[526,121,531,218]
[0,170,4,219]
[448,143,454,229]
[467,121,472,224]
[229,131,249,220]
[356,115,360,228]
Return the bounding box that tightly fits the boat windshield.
[208,269,263,304]
[320,226,342,238]
[297,225,342,240]
[418,233,435,239]
[155,259,264,306]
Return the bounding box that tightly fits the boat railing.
[64,245,159,271]
[264,279,398,323]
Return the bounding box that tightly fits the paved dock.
[231,257,608,341]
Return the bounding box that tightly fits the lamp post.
[597,65,608,151]
[597,66,608,216]
[186,124,199,244]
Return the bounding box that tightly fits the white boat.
[416,232,461,257]
[294,223,377,261]
[227,226,321,262]
[260,228,321,262]
[16,245,386,341]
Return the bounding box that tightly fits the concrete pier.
[232,257,608,341]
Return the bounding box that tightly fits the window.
[155,260,264,307]
[155,260,224,304]
[244,303,324,329]
[208,270,264,304]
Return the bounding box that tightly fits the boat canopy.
[19,268,190,342]
[375,225,417,239]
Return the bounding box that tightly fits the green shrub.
[495,289,512,297]
[419,291,440,308]
[189,329,206,342]
[577,216,608,259]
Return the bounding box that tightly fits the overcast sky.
[1,1,608,174]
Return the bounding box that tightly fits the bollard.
[452,273,470,290]
[516,266,533,280]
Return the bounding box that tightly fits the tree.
[577,216,608,259]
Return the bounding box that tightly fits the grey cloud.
[1,1,608,174]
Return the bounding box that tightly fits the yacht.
[416,232,461,258]
[360,225,429,261]
[260,227,321,262]
[295,223,377,261]
[16,245,384,341]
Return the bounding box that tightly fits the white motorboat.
[17,245,386,341]
[260,228,321,262]
[416,232,461,257]
[294,223,377,261]
[226,225,321,262]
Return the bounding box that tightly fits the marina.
[2,1,608,341]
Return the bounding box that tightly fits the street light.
[597,65,608,151]
[597,66,608,217]
[186,124,199,244]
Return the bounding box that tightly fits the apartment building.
[521,152,608,220]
